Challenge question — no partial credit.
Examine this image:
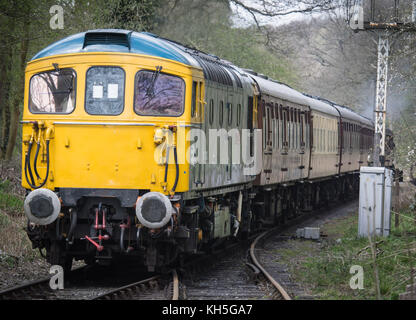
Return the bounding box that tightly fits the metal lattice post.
[373,31,390,167]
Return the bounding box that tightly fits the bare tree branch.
[230,0,338,19]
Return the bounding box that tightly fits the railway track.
[0,266,88,300]
[183,199,358,300]
[0,265,179,300]
[93,270,180,300]
[249,229,292,300]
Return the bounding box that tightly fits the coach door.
[299,109,307,179]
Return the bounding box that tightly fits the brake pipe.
[170,146,179,194]
[34,139,50,188]
[95,207,99,230]
[120,216,132,253]
[24,139,36,187]
[170,128,179,195]
[33,129,43,179]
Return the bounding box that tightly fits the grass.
[0,180,24,214]
[282,208,416,300]
[0,160,40,263]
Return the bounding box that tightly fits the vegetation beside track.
[277,203,416,300]
[0,160,40,265]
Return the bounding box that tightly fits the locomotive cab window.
[85,66,125,115]
[29,68,76,114]
[134,70,185,116]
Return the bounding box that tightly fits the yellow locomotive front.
[22,30,205,271]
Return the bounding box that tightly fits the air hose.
[24,141,36,186]
[164,145,170,184]
[24,139,50,189]
[33,141,41,179]
[170,146,179,194]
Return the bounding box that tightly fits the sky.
[229,0,334,28]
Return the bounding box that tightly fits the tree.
[0,0,162,161]
[155,0,297,84]
[103,0,162,31]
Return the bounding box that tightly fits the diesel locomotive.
[21,29,394,272]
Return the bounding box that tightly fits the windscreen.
[29,69,76,113]
[85,66,125,115]
[134,70,185,116]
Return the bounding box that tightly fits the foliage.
[103,0,162,31]
[0,0,163,161]
[282,211,416,300]
[0,180,23,214]
[155,0,297,84]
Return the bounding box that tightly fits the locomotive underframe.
[26,173,360,272]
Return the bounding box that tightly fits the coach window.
[352,124,355,149]
[290,108,293,149]
[280,105,284,148]
[341,123,345,153]
[293,110,297,149]
[271,105,275,148]
[284,108,288,149]
[85,66,125,115]
[315,120,318,152]
[345,123,348,151]
[29,68,76,114]
[299,110,303,149]
[295,110,298,149]
[287,108,291,149]
[305,111,309,149]
[353,125,356,149]
[261,101,266,149]
[134,70,185,116]
[265,106,271,145]
[275,104,279,149]
[303,112,306,148]
[297,110,300,149]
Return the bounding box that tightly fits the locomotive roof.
[31,29,250,89]
[31,29,198,65]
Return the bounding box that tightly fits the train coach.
[21,29,390,272]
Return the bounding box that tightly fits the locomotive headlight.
[24,188,61,225]
[135,192,174,229]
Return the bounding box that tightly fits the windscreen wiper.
[52,63,73,94]
[146,66,163,99]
